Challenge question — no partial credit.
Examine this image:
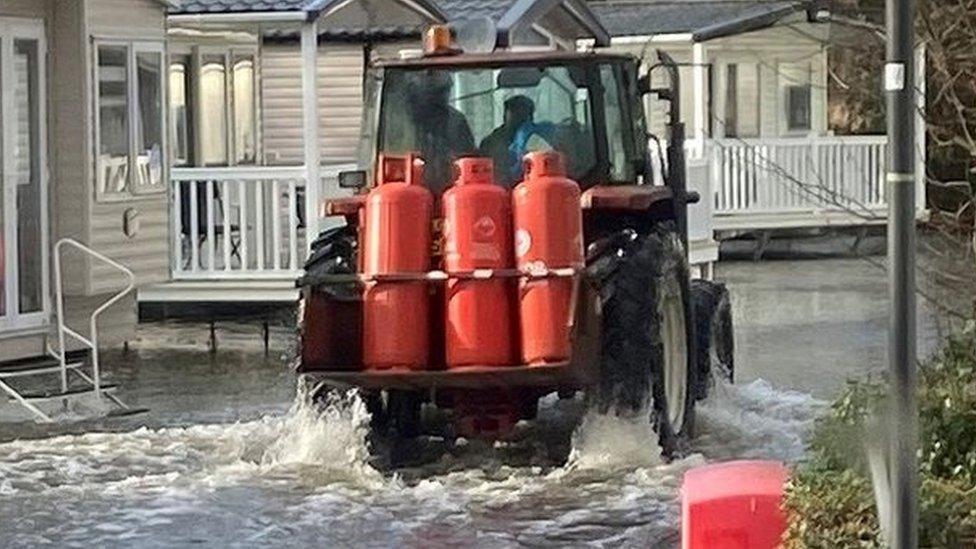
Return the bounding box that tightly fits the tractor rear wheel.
[587,226,698,457]
[691,279,734,400]
[299,224,358,295]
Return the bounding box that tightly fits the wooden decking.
[137,279,299,303]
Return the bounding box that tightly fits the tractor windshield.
[373,61,640,194]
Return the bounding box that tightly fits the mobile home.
[1,0,173,364]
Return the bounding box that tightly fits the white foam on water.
[694,376,825,462]
[0,387,383,498]
[258,389,377,479]
[557,372,823,475]
[564,410,662,472]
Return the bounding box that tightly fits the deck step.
[0,362,86,379]
[105,407,150,419]
[9,383,118,403]
[0,350,89,373]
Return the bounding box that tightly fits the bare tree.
[829,0,976,324]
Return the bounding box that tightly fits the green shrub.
[784,467,881,548]
[784,326,976,548]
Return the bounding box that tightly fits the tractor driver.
[479,95,536,187]
[402,70,476,194]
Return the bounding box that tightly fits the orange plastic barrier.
[511,151,583,364]
[442,158,516,367]
[682,460,789,549]
[362,154,433,370]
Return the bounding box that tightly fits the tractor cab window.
[379,62,634,194]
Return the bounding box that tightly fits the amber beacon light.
[423,24,460,56]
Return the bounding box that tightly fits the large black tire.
[587,226,698,457]
[368,390,423,468]
[385,390,422,439]
[298,224,358,298]
[299,226,425,455]
[691,279,735,400]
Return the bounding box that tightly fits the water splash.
[260,387,374,475]
[694,376,825,462]
[564,410,662,472]
[560,372,824,475]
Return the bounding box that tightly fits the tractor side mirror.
[637,74,652,96]
[638,74,674,101]
[338,170,368,189]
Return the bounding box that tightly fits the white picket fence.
[711,136,890,222]
[170,166,308,279]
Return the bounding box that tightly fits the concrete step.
[10,383,118,403]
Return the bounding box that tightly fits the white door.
[0,18,48,332]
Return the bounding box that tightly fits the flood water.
[0,258,936,548]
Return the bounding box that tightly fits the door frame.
[0,17,49,333]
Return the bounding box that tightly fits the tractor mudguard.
[581,185,678,236]
[324,195,367,219]
[581,185,674,212]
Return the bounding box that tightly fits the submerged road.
[0,258,940,547]
[723,257,940,398]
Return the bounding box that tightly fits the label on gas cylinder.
[515,229,532,258]
[474,215,496,240]
[431,217,445,261]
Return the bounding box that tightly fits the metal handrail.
[0,381,52,422]
[53,238,136,400]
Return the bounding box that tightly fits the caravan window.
[232,53,257,164]
[780,61,812,133]
[168,47,258,168]
[170,55,191,166]
[96,45,130,197]
[724,63,760,137]
[94,41,166,201]
[199,54,228,165]
[135,51,164,191]
[786,85,812,131]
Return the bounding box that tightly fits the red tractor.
[296,28,733,460]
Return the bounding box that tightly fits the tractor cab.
[349,50,653,196]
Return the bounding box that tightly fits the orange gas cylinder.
[512,151,583,365]
[362,154,433,370]
[442,158,515,368]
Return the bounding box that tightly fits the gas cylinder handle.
[524,261,548,277]
[407,155,425,186]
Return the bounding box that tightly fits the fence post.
[710,142,723,212]
[809,136,820,208]
[301,19,320,257]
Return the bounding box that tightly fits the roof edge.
[692,2,806,41]
[168,11,307,23]
[496,0,610,48]
[307,0,446,24]
[562,0,611,46]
